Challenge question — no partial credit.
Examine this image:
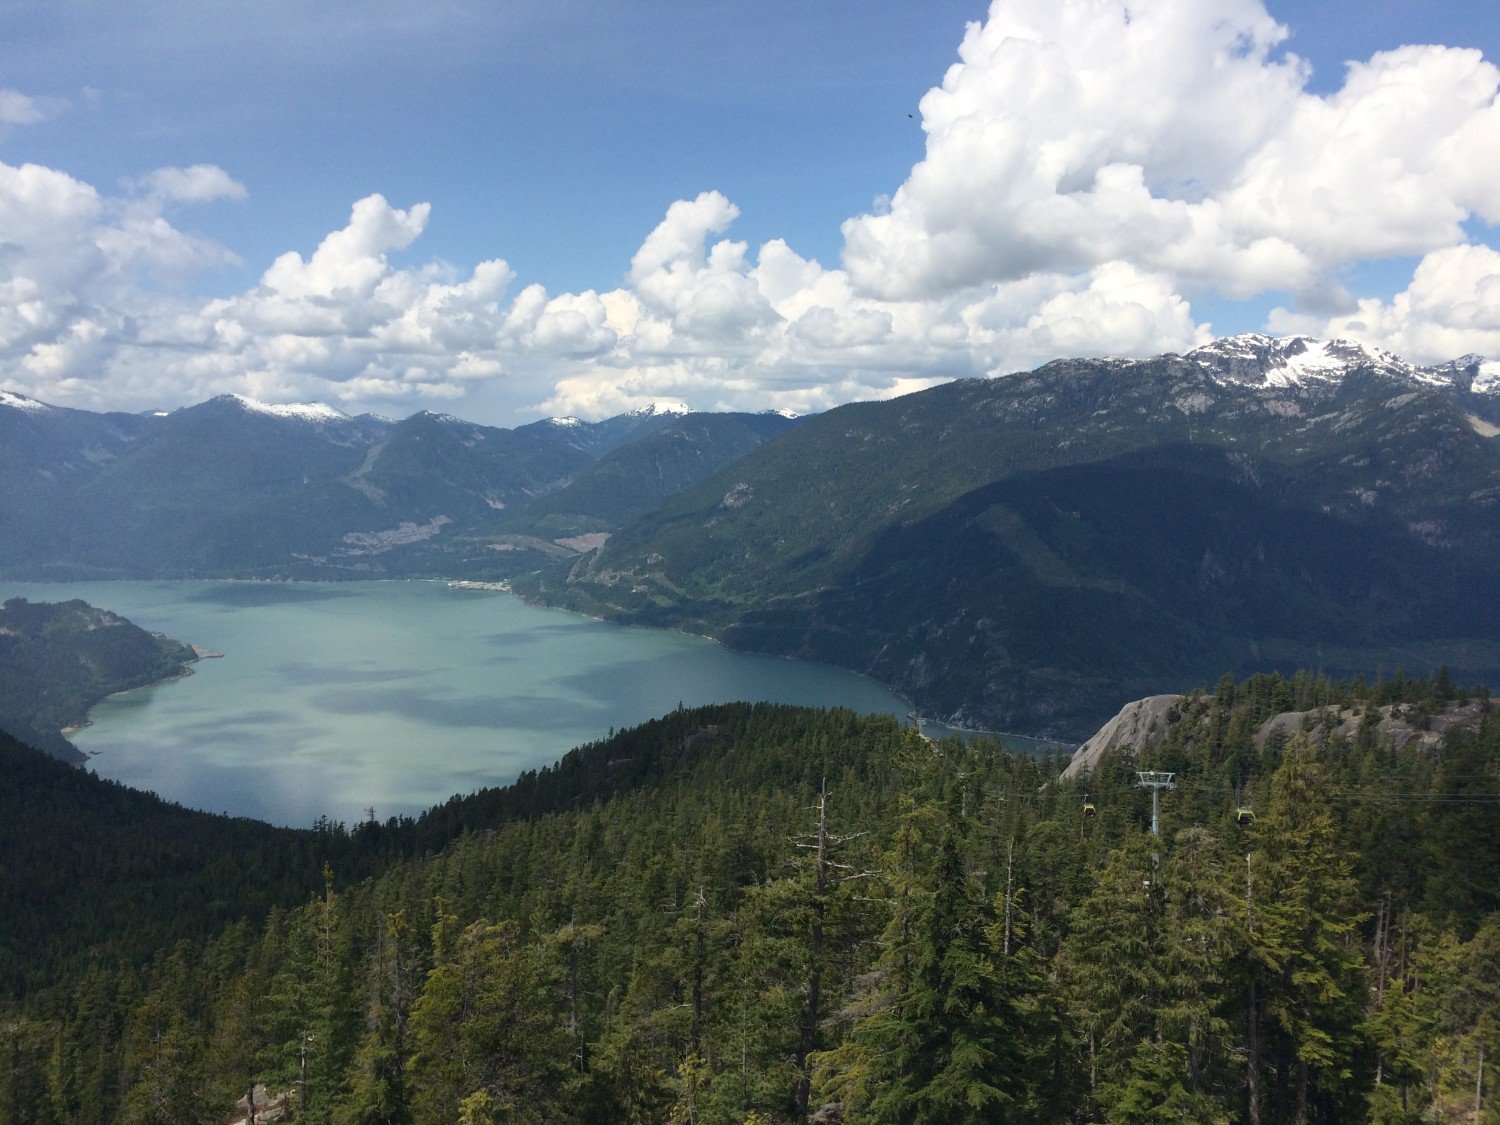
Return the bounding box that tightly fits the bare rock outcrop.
[1061,694,1181,780]
[1063,693,1489,779]
[1254,700,1489,754]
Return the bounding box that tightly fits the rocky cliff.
[1061,694,1182,779]
[1062,692,1490,778]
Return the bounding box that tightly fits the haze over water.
[7,581,911,826]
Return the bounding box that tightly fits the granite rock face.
[1062,693,1490,778]
[1061,694,1182,779]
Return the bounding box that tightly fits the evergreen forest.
[1,672,1497,1123]
[0,598,197,764]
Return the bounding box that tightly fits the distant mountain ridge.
[0,392,798,579]
[1164,334,1498,399]
[4,334,1497,736]
[522,334,1500,737]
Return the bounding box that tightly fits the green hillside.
[511,411,799,538]
[0,598,198,763]
[526,356,1500,736]
[2,678,1495,1122]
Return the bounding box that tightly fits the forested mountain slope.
[0,394,770,580]
[0,694,819,998]
[0,598,197,764]
[506,411,799,539]
[527,336,1500,737]
[3,675,1495,1123]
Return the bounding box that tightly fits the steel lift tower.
[1135,770,1176,837]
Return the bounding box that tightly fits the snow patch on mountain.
[629,401,690,417]
[1474,361,1500,396]
[0,390,51,412]
[1185,334,1489,394]
[1188,334,1403,387]
[547,416,583,427]
[225,393,348,423]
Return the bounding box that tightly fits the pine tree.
[336,911,415,1124]
[1101,827,1239,1123]
[1250,741,1371,1123]
[262,867,360,1123]
[407,919,574,1123]
[1060,833,1164,1115]
[1156,827,1238,1109]
[814,787,1024,1122]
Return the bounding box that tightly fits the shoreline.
[508,586,931,720]
[10,574,1064,746]
[505,584,1075,745]
[59,659,203,737]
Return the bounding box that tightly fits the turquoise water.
[6,581,911,827]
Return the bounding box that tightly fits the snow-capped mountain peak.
[0,390,53,413]
[1186,334,1408,387]
[628,400,691,418]
[1181,333,1496,394]
[221,393,349,423]
[412,409,467,425]
[547,416,583,427]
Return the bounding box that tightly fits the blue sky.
[1,1,1497,423]
[2,3,981,291]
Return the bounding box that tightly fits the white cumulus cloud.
[1,0,1497,420]
[1271,244,1500,363]
[842,0,1499,310]
[126,164,249,205]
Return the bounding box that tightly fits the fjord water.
[7,581,910,826]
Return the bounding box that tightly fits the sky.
[1,0,1496,426]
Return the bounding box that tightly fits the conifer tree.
[263,867,360,1123]
[1249,741,1370,1123]
[1102,827,1239,1123]
[336,911,415,1124]
[1060,833,1164,1114]
[814,787,1024,1122]
[1156,827,1238,1109]
[407,919,573,1123]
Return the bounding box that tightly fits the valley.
[2,336,1498,1123]
[7,3,1500,1117]
[6,334,1498,741]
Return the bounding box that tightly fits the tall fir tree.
[1249,741,1371,1124]
[813,786,1026,1122]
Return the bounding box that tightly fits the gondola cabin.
[1082,800,1097,819]
[1236,806,1256,828]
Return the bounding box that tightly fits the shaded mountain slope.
[528,337,1500,735]
[0,598,197,764]
[510,411,800,538]
[0,395,761,578]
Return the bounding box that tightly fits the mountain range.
[0,392,797,580]
[4,334,1498,736]
[521,335,1500,735]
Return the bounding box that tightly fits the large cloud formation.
[1,0,1497,421]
